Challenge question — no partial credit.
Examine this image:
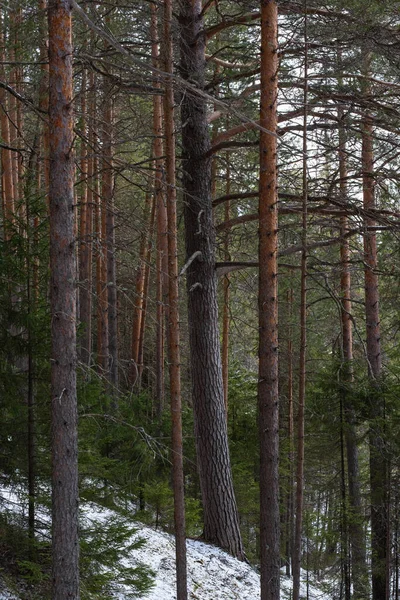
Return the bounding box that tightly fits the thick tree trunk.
[178,0,244,560]
[258,1,280,598]
[48,0,79,597]
[164,1,188,594]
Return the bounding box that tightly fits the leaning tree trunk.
[178,0,244,560]
[48,0,79,597]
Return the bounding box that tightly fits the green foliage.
[80,513,154,599]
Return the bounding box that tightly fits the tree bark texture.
[338,107,368,599]
[178,0,244,560]
[0,24,15,239]
[362,101,388,600]
[98,81,111,375]
[79,66,93,366]
[151,2,168,416]
[258,3,280,598]
[164,1,188,594]
[48,0,80,597]
[293,11,309,600]
[222,157,231,414]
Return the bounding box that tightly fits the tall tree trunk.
[362,68,388,600]
[258,2,280,598]
[105,131,118,392]
[131,191,152,380]
[48,1,79,597]
[293,11,308,600]
[338,104,368,599]
[152,1,167,417]
[9,9,20,215]
[98,80,111,375]
[178,0,244,560]
[79,66,92,366]
[137,196,156,388]
[164,1,188,594]
[100,59,118,391]
[0,24,15,239]
[39,0,50,199]
[284,285,294,577]
[222,156,230,414]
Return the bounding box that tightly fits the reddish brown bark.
[137,196,156,387]
[9,9,20,213]
[48,0,79,597]
[79,66,93,365]
[164,0,188,593]
[152,2,167,416]
[130,190,155,384]
[0,25,15,238]
[258,2,280,598]
[39,0,50,198]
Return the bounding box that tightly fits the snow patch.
[1,486,332,600]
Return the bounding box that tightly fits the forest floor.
[0,483,332,600]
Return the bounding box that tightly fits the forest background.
[1,0,400,599]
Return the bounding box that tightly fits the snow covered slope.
[1,487,331,600]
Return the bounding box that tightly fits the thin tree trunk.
[100,60,118,391]
[362,63,387,600]
[338,103,368,599]
[79,66,92,365]
[152,1,167,417]
[48,1,79,597]
[222,156,230,414]
[131,191,152,379]
[106,135,118,392]
[0,25,15,239]
[258,1,280,598]
[95,151,105,371]
[137,197,156,388]
[98,80,111,375]
[9,9,20,214]
[293,11,308,600]
[285,285,294,577]
[26,165,36,543]
[178,0,244,560]
[39,0,50,198]
[339,394,351,600]
[164,1,188,593]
